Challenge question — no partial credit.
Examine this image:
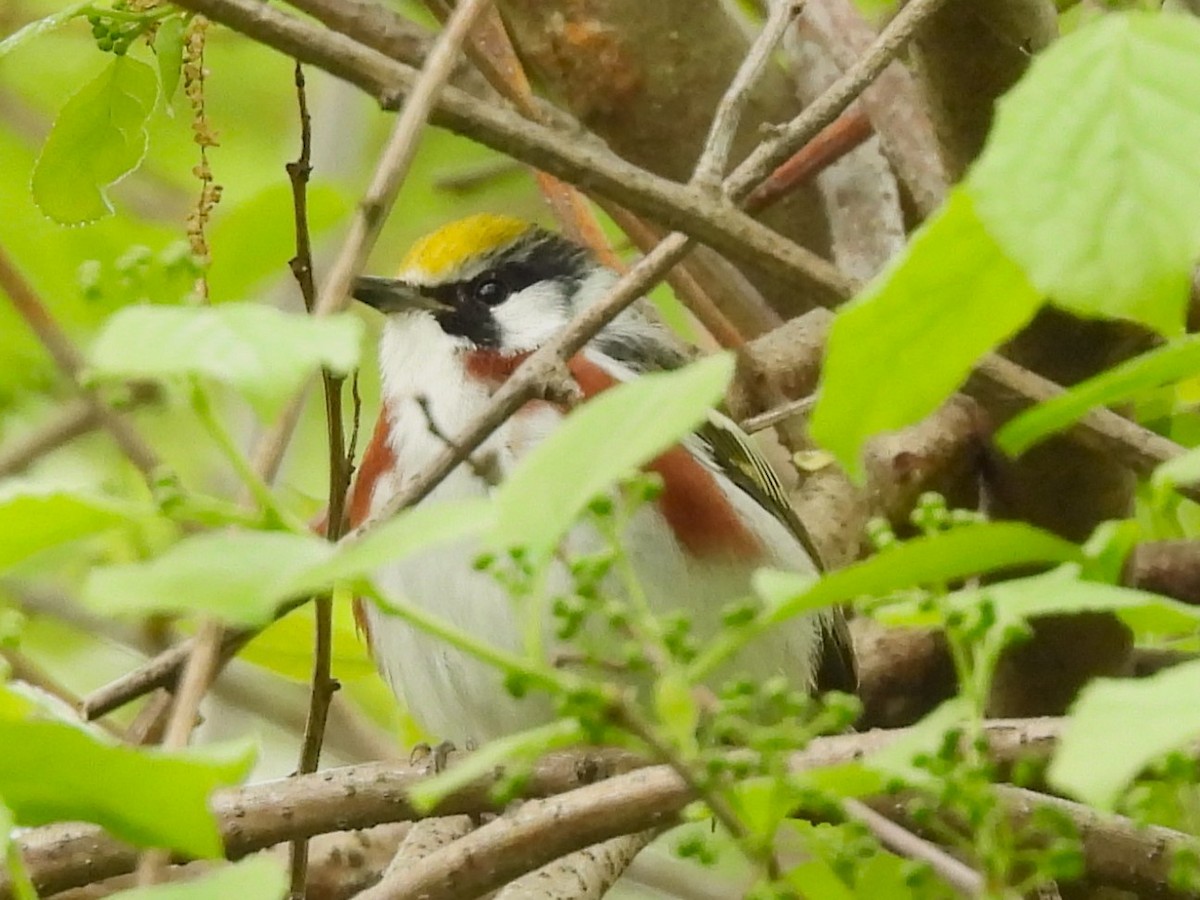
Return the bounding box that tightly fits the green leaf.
[108,856,287,900]
[654,672,699,754]
[84,531,334,627]
[1152,446,1200,497]
[85,502,491,628]
[407,719,584,813]
[0,484,136,571]
[755,523,1081,625]
[87,304,363,417]
[239,600,375,683]
[0,3,88,61]
[970,13,1200,335]
[293,500,493,594]
[867,698,969,785]
[809,189,1041,477]
[31,57,158,224]
[944,568,1200,637]
[154,16,186,107]
[491,353,735,556]
[998,335,1200,456]
[1050,660,1200,809]
[0,721,253,856]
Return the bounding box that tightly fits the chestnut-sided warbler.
[348,214,855,745]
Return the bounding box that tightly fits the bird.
[345,213,855,746]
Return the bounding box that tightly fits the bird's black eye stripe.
[469,276,510,306]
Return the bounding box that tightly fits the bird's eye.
[472,277,509,306]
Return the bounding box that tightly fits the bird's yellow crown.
[400,214,532,279]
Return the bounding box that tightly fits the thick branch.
[6,721,1063,899]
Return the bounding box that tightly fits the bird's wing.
[694,413,857,695]
[588,331,856,693]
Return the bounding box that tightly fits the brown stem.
[286,59,347,900]
[0,243,160,477]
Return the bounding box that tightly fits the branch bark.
[7,724,1066,899]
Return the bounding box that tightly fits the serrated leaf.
[87,304,363,417]
[1050,660,1200,809]
[31,56,158,224]
[810,189,1042,478]
[407,719,584,813]
[154,16,186,108]
[754,522,1081,625]
[107,857,287,900]
[491,353,735,556]
[998,335,1200,456]
[0,722,253,856]
[0,3,88,60]
[84,531,334,627]
[0,484,136,571]
[971,13,1200,335]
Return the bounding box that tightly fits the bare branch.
[727,0,955,201]
[163,0,855,300]
[494,832,659,900]
[0,243,160,478]
[693,0,803,188]
[800,0,948,217]
[288,59,347,899]
[842,798,983,897]
[0,395,143,478]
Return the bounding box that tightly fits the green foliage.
[758,521,1080,625]
[32,56,158,224]
[407,719,586,813]
[153,15,185,107]
[84,530,333,626]
[810,190,1041,477]
[998,335,1200,455]
[490,352,735,557]
[0,484,139,571]
[0,692,254,856]
[1051,661,1200,810]
[814,12,1200,472]
[86,304,364,417]
[84,500,492,626]
[971,13,1200,335]
[107,857,287,900]
[0,2,87,60]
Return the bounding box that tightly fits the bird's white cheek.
[491,282,570,351]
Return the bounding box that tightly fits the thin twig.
[743,106,873,213]
[726,0,955,201]
[842,798,984,897]
[740,395,817,434]
[239,0,495,506]
[134,618,224,883]
[312,0,493,321]
[693,0,803,188]
[0,243,160,477]
[613,703,783,882]
[0,648,123,739]
[0,401,97,477]
[286,59,346,900]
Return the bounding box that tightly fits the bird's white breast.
[362,313,823,745]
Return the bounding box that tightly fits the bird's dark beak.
[352,276,453,315]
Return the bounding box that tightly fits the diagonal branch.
[0,244,160,478]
